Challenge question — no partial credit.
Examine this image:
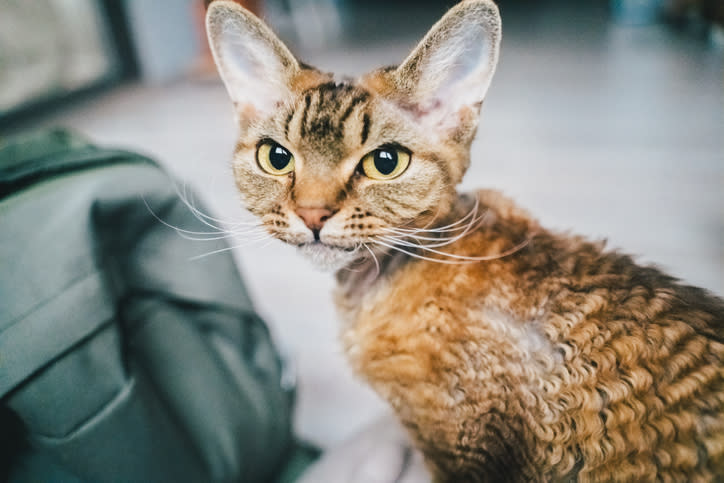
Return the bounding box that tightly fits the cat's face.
[207,0,501,270]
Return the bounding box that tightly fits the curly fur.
[338,190,724,482]
[207,1,724,480]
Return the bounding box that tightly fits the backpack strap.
[0,128,154,200]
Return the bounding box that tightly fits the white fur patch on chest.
[476,305,561,368]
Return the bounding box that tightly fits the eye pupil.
[374,150,397,175]
[269,145,292,170]
[360,145,410,180]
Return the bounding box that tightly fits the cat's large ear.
[206,0,299,121]
[393,0,501,129]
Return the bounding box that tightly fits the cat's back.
[341,189,724,481]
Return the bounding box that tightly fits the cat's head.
[206,0,501,270]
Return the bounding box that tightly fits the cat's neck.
[334,242,407,305]
[335,192,477,303]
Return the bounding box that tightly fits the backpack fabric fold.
[0,128,317,482]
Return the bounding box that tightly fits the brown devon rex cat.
[205,1,724,481]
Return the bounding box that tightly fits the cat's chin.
[297,242,361,272]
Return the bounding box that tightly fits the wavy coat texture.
[337,190,724,482]
[205,1,724,480]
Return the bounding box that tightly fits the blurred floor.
[39,0,723,448]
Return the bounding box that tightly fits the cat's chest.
[335,259,557,411]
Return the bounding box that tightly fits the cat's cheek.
[317,207,386,248]
[261,210,313,245]
[357,177,448,224]
[233,163,291,212]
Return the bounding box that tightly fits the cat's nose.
[296,207,335,233]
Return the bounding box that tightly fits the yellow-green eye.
[257,141,295,175]
[360,147,410,180]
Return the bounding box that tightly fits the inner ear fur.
[389,0,502,124]
[206,0,300,118]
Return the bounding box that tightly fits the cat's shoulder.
[472,189,537,226]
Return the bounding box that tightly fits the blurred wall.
[0,0,114,115]
[124,0,199,83]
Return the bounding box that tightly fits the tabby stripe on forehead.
[299,93,312,137]
[311,116,333,139]
[338,92,370,126]
[283,110,295,139]
[316,81,336,110]
[361,113,371,145]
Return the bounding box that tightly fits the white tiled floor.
[43,1,722,448]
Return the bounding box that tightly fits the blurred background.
[2,0,722,450]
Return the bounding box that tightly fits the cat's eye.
[257,141,295,175]
[360,147,410,180]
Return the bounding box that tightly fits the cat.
[205,0,724,480]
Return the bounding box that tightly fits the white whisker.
[143,196,264,242]
[385,210,490,250]
[188,233,273,261]
[258,237,278,249]
[363,243,381,277]
[383,222,473,236]
[175,227,266,242]
[374,232,531,263]
[372,238,480,265]
[143,197,226,235]
[178,185,233,232]
[388,197,481,235]
[174,182,258,231]
[384,210,488,245]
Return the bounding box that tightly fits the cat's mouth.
[297,241,357,252]
[296,241,361,271]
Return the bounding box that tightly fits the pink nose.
[296,207,334,232]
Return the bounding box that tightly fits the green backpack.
[0,129,317,482]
